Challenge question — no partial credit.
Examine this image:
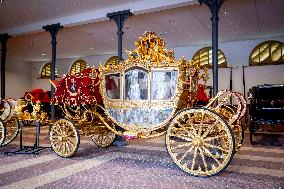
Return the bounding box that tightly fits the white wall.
[173,37,284,96]
[4,59,31,99]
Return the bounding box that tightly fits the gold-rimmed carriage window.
[105,73,120,99]
[191,47,227,68]
[124,69,148,100]
[152,71,178,100]
[249,41,284,66]
[40,63,58,78]
[70,59,88,74]
[105,56,119,66]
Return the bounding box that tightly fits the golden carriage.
[13,31,246,177]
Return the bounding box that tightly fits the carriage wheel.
[91,117,116,148]
[2,117,19,146]
[50,119,80,158]
[166,108,235,177]
[0,120,6,146]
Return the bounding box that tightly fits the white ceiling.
[1,0,284,62]
[0,0,141,30]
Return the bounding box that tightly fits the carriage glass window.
[124,69,148,100]
[105,73,120,99]
[152,71,178,100]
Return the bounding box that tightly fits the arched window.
[191,47,227,68]
[249,40,284,66]
[105,56,118,66]
[40,63,58,78]
[70,59,88,74]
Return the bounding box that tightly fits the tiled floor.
[0,125,283,189]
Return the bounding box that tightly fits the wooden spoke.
[199,147,208,172]
[171,142,192,150]
[203,134,227,142]
[185,118,198,136]
[54,126,63,135]
[201,146,221,165]
[51,139,61,147]
[62,142,67,155]
[203,142,229,154]
[190,147,198,171]
[202,121,218,139]
[54,142,63,152]
[177,121,196,139]
[171,133,193,142]
[67,138,76,148]
[65,143,69,154]
[177,146,194,164]
[197,112,205,137]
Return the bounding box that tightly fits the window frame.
[191,47,227,68]
[39,63,58,79]
[249,40,284,66]
[105,56,119,67]
[70,59,88,74]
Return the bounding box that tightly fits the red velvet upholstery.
[51,68,102,106]
[25,88,50,103]
[196,84,209,102]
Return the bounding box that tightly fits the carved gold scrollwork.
[15,97,48,123]
[126,31,175,65]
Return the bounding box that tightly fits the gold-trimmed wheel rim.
[166,108,234,177]
[91,117,116,148]
[218,105,242,151]
[2,117,19,146]
[0,120,6,146]
[0,100,11,122]
[233,124,243,150]
[50,119,79,158]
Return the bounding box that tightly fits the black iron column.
[242,65,246,98]
[230,66,233,104]
[199,0,225,95]
[0,33,9,99]
[107,10,133,62]
[43,23,63,119]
